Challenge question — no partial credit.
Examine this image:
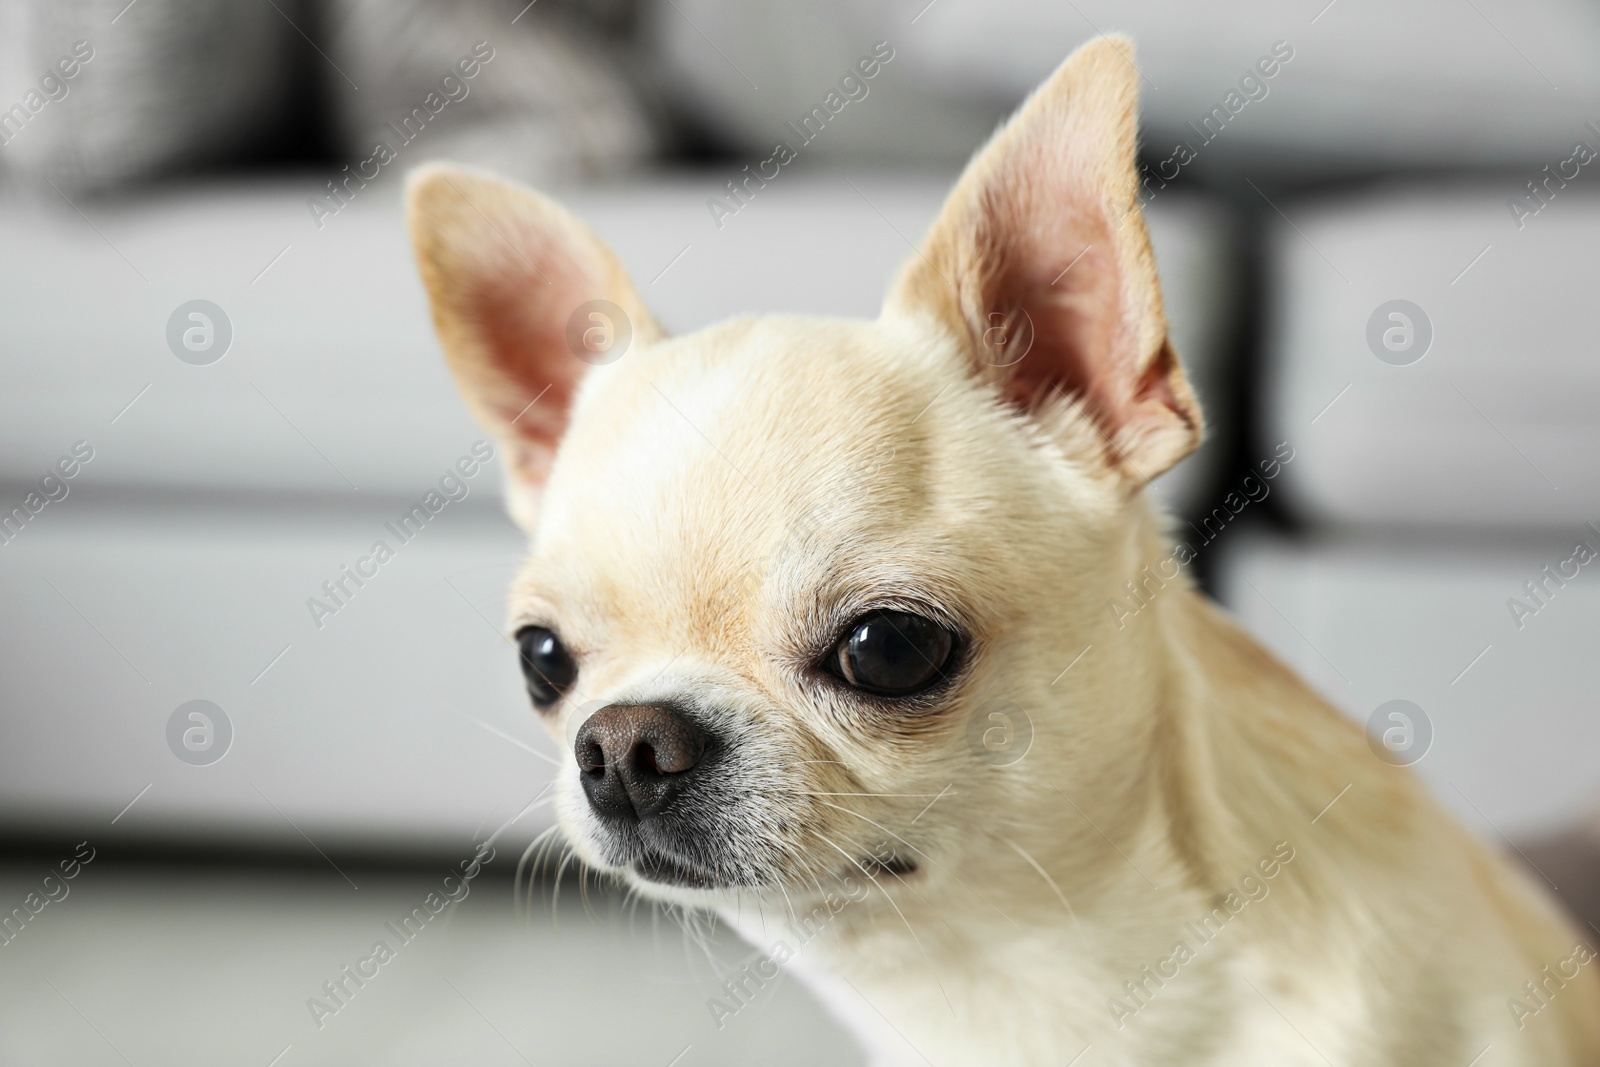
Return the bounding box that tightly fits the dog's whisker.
[815,830,957,1015]
[815,803,940,907]
[814,799,1023,928]
[814,800,931,860]
[1001,836,1090,953]
[578,860,591,919]
[773,876,802,928]
[677,902,719,977]
[533,846,552,924]
[648,895,663,963]
[483,786,557,853]
[791,791,955,798]
[552,845,578,924]
[517,824,563,923]
[529,827,560,918]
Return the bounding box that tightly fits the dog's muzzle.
[574,702,743,887]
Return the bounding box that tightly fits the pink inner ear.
[470,242,602,477]
[978,225,1196,475]
[478,289,578,446]
[990,216,1138,432]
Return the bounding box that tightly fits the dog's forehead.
[560,316,954,511]
[521,315,981,632]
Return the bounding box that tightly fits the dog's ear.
[407,164,662,529]
[884,36,1201,483]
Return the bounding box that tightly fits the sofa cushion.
[1264,184,1600,527]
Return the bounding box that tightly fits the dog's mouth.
[620,841,919,891]
[631,847,720,888]
[862,854,918,878]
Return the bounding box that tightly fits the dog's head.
[407,37,1201,907]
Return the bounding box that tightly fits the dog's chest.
[724,905,1336,1066]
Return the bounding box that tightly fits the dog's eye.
[516,626,576,708]
[829,610,955,697]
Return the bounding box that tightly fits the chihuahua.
[407,36,1600,1067]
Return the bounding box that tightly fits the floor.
[0,860,865,1067]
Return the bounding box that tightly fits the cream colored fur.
[406,36,1600,1067]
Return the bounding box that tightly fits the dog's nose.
[574,704,706,821]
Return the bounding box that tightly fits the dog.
[406,36,1600,1067]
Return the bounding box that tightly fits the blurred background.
[2,0,1599,1063]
